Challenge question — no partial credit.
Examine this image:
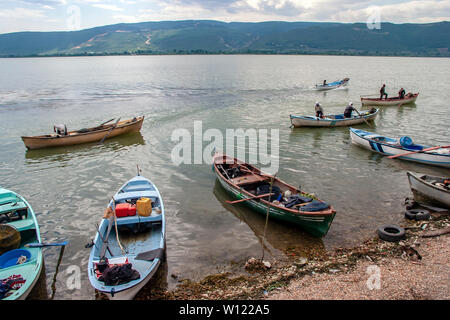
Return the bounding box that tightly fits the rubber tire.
[405,209,430,221]
[377,225,405,242]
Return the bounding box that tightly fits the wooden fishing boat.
[88,174,165,300]
[0,187,43,300]
[290,108,378,127]
[212,152,336,237]
[407,172,450,208]
[350,128,450,167]
[314,78,349,91]
[360,93,418,106]
[21,116,144,150]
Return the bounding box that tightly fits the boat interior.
[214,157,330,212]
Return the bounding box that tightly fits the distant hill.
[0,20,449,57]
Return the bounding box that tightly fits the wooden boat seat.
[231,174,269,186]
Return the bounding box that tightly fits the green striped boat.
[0,187,43,300]
[212,152,336,238]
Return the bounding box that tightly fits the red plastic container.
[115,203,136,217]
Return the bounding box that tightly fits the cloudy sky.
[0,0,449,34]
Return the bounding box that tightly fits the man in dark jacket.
[344,102,356,118]
[398,88,406,99]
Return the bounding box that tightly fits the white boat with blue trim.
[314,78,349,90]
[88,174,165,300]
[350,128,450,167]
[290,108,378,127]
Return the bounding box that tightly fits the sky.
[0,0,449,34]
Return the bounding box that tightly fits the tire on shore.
[377,225,405,242]
[405,209,430,221]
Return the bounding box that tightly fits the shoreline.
[136,207,449,300]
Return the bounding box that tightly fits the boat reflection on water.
[213,180,325,260]
[25,132,146,163]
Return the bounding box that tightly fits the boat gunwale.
[213,153,335,217]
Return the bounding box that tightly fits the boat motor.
[54,124,68,136]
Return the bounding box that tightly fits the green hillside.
[0,20,449,57]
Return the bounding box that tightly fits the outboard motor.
[53,124,67,136]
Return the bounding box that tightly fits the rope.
[112,199,126,256]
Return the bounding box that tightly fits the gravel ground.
[267,235,449,300]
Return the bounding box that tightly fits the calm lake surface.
[0,55,449,299]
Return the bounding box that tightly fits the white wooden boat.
[290,109,378,127]
[350,128,450,168]
[314,78,349,91]
[88,174,165,300]
[360,93,418,106]
[407,172,450,208]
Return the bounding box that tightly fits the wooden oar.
[225,193,274,204]
[388,145,450,159]
[354,108,373,128]
[98,118,120,144]
[25,241,68,248]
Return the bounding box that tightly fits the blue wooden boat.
[314,78,349,90]
[87,175,165,300]
[0,187,43,300]
[350,128,450,168]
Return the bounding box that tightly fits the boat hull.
[22,116,144,150]
[0,188,43,300]
[407,172,450,208]
[290,110,378,128]
[360,93,418,106]
[350,128,450,168]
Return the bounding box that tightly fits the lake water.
[0,55,449,299]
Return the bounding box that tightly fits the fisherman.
[323,80,327,86]
[380,84,388,100]
[315,101,324,118]
[398,88,406,99]
[344,102,356,118]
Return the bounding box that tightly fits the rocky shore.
[137,208,449,300]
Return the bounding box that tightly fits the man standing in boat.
[344,102,356,118]
[398,88,406,99]
[380,84,388,100]
[315,102,324,118]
